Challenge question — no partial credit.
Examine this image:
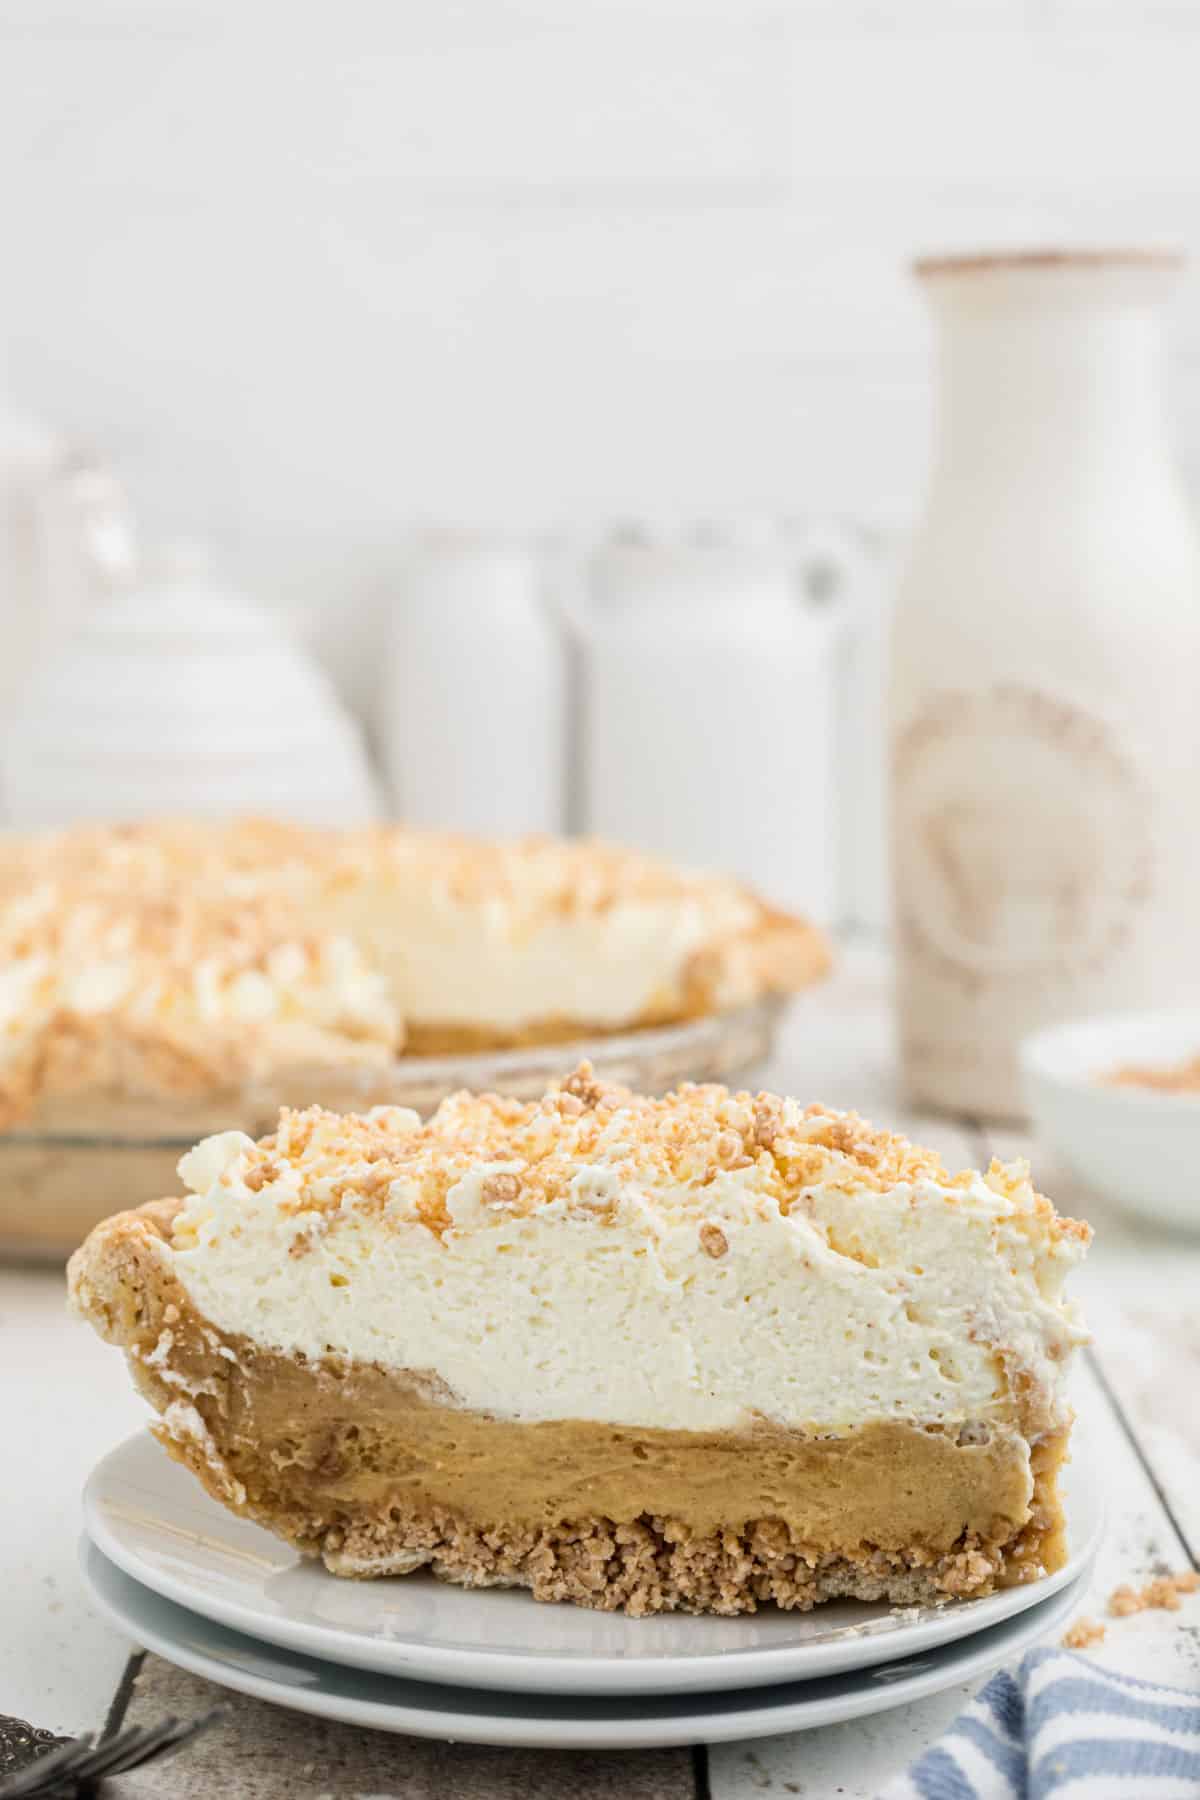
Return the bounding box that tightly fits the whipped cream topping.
[167,1073,1088,1437]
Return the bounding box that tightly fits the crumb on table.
[1062,1616,1106,1650]
[1108,1569,1200,1618]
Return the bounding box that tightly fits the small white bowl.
[1021,1012,1200,1232]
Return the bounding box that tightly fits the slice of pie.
[0,820,827,1132]
[69,1067,1089,1617]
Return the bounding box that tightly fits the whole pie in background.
[0,817,828,1124]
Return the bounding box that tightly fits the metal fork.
[0,1709,225,1798]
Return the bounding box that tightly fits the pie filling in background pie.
[69,1067,1089,1617]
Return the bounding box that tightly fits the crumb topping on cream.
[178,1063,1086,1246]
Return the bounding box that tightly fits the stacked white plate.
[80,1432,1103,1750]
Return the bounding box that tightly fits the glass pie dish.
[0,998,785,1260]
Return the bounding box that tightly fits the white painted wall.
[2,0,1199,715]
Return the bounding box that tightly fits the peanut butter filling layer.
[71,1197,1070,1615]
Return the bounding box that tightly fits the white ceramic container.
[1,544,378,827]
[891,249,1200,1119]
[0,404,133,739]
[1022,1011,1200,1232]
[380,531,564,835]
[572,524,862,924]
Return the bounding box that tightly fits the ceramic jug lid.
[1,541,378,826]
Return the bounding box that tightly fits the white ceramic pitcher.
[569,523,869,924]
[0,403,134,731]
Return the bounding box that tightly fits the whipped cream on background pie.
[0,819,827,1131]
[70,1068,1088,1617]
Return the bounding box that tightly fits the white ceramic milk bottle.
[891,250,1200,1119]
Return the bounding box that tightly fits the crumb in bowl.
[1102,1054,1200,1094]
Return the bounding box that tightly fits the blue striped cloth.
[881,1647,1200,1798]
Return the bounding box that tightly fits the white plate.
[80,1538,1088,1751]
[1022,1010,1200,1231]
[83,1428,1103,1698]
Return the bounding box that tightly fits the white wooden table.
[3,944,1199,1799]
